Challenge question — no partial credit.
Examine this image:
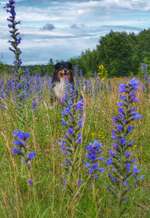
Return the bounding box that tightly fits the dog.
[51,61,74,102]
[50,61,86,142]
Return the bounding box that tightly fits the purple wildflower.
[129,78,139,91]
[60,81,84,189]
[12,147,22,155]
[126,163,131,173]
[76,98,84,111]
[27,152,36,160]
[27,178,33,186]
[6,0,22,75]
[106,158,113,166]
[107,78,143,207]
[13,140,25,147]
[67,127,74,135]
[125,151,131,159]
[12,129,36,164]
[32,99,38,110]
[119,84,127,93]
[12,129,36,185]
[133,165,140,174]
[13,130,30,141]
[85,140,104,177]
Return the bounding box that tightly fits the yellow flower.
[97,64,108,80]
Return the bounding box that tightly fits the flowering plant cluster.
[6,1,33,129]
[6,0,22,76]
[60,81,84,190]
[12,130,36,185]
[85,140,105,178]
[107,78,143,207]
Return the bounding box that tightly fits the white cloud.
[83,0,150,11]
[1,0,150,64]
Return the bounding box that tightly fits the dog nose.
[64,69,67,75]
[64,75,68,80]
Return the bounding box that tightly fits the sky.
[0,0,150,65]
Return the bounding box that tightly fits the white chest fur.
[53,79,65,100]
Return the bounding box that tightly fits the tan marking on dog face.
[58,69,71,81]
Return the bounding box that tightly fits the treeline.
[70,29,150,77]
[0,63,54,76]
[1,29,150,77]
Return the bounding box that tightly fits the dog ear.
[52,63,61,83]
[54,63,61,70]
[67,62,73,70]
[63,62,72,70]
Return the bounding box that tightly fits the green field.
[0,77,150,218]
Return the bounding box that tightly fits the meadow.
[0,1,150,217]
[0,76,150,218]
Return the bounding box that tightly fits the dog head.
[52,62,74,101]
[52,61,74,84]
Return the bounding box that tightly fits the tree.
[96,31,138,76]
[137,29,150,61]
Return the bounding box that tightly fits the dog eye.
[65,71,70,75]
[60,73,64,77]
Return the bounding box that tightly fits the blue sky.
[0,0,150,65]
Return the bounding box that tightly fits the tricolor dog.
[51,62,74,101]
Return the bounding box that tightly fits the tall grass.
[0,1,149,216]
[0,77,150,218]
